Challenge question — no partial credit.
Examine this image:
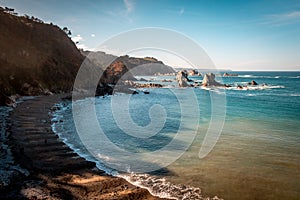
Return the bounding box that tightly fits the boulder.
[1,94,19,107]
[202,73,223,87]
[251,80,258,85]
[95,84,113,96]
[237,85,243,90]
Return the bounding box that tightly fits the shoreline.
[0,94,163,199]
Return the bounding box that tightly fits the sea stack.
[176,70,190,87]
[202,73,223,86]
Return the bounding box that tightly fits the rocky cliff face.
[117,55,175,76]
[100,61,135,85]
[0,10,84,105]
[81,51,176,76]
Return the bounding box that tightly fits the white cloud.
[76,43,88,50]
[124,0,134,13]
[71,35,83,43]
[264,11,300,26]
[71,35,90,50]
[91,34,96,37]
[179,8,184,16]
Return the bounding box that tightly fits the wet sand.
[1,95,163,199]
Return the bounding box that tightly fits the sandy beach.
[0,95,163,200]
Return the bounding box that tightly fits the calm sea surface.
[53,71,300,199]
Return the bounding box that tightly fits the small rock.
[251,80,258,85]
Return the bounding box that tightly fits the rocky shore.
[0,95,163,200]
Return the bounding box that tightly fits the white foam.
[289,76,300,79]
[225,85,285,91]
[289,94,300,97]
[238,75,253,78]
[119,173,221,200]
[237,75,285,79]
[51,102,118,175]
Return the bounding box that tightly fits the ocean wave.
[200,84,284,91]
[119,173,221,200]
[237,75,254,78]
[289,76,300,79]
[290,93,300,96]
[246,93,300,97]
[162,85,176,88]
[233,81,252,85]
[236,75,283,79]
[225,85,285,91]
[51,102,118,175]
[269,93,300,97]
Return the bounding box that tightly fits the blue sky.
[1,0,300,70]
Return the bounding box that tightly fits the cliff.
[0,10,84,105]
[0,8,176,106]
[81,51,176,76]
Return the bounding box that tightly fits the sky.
[1,0,300,71]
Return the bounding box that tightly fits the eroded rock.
[202,73,223,87]
[176,70,190,87]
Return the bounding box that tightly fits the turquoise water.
[52,71,300,199]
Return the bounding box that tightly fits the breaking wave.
[119,173,221,200]
[225,84,285,91]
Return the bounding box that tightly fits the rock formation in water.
[251,80,258,85]
[98,61,138,94]
[223,72,238,77]
[189,69,201,76]
[176,70,190,87]
[202,73,224,87]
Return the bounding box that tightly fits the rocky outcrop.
[116,55,175,76]
[100,61,136,85]
[251,80,258,85]
[81,51,176,76]
[176,70,190,87]
[117,55,175,76]
[189,69,201,76]
[223,73,238,77]
[202,73,224,87]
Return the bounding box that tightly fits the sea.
[51,71,300,200]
